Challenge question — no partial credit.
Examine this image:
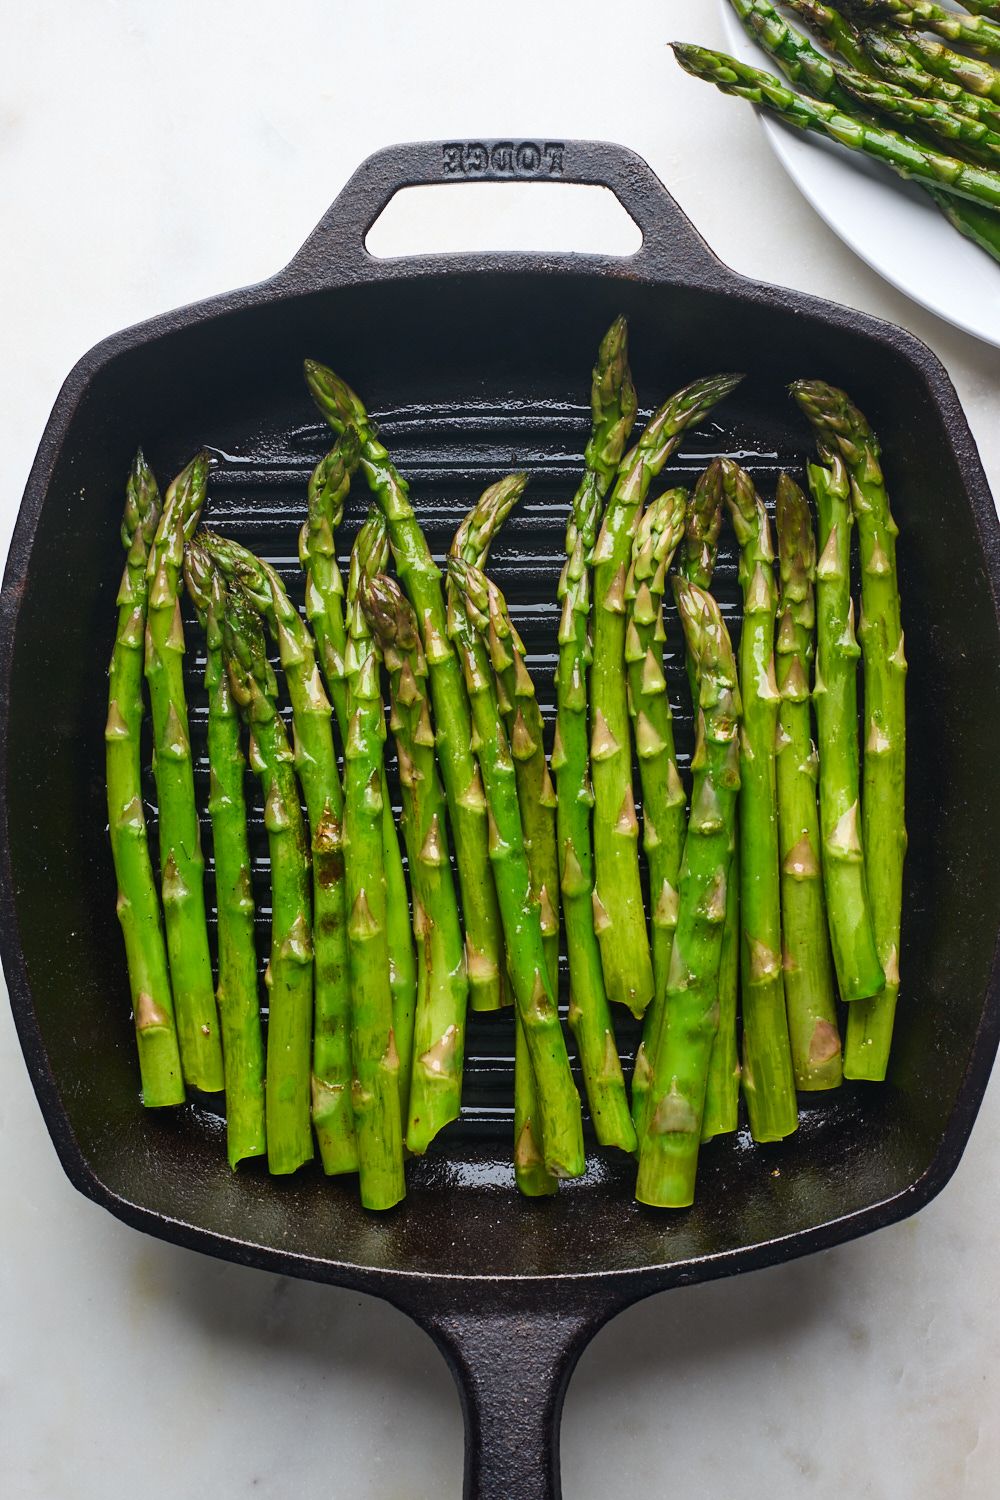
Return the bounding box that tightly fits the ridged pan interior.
[7,268,1000,1281]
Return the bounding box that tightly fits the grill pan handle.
[277,138,729,286]
[400,1286,629,1500]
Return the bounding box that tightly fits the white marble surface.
[3,3,1000,1495]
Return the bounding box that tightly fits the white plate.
[717,0,1000,347]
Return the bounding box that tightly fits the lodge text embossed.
[441,141,566,177]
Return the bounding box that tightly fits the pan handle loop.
[275,138,729,288]
[402,1291,626,1500]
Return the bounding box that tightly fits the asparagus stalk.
[202,533,358,1175]
[725,0,867,111]
[464,569,560,993]
[676,461,725,593]
[845,0,1000,57]
[143,452,224,1092]
[927,184,1000,260]
[452,548,562,1195]
[672,43,1000,211]
[838,65,1000,164]
[591,374,743,1018]
[877,27,1000,103]
[345,513,418,1129]
[342,510,406,1209]
[781,0,876,73]
[361,574,469,1156]
[792,383,905,1079]
[222,584,314,1174]
[773,475,843,1091]
[552,318,639,1156]
[299,428,361,738]
[305,361,506,1012]
[798,442,886,1002]
[625,489,688,1023]
[447,550,585,1180]
[720,460,798,1142]
[723,0,1000,249]
[636,581,741,1208]
[299,434,416,1126]
[183,543,266,1162]
[450,471,567,1190]
[106,452,184,1107]
[671,460,742,1144]
[859,25,1000,125]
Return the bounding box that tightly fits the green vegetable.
[838,66,1000,165]
[720,460,798,1142]
[552,316,638,1155]
[846,0,1000,59]
[202,532,358,1176]
[773,474,842,1091]
[184,542,266,1162]
[672,43,1000,213]
[106,452,184,1107]
[361,572,469,1155]
[799,441,886,1002]
[448,547,585,1180]
[222,584,314,1174]
[792,382,905,1079]
[143,452,224,1092]
[672,462,741,1143]
[636,580,741,1208]
[306,361,506,1011]
[343,509,407,1209]
[590,374,743,1018]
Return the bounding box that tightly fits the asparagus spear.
[859,25,1000,125]
[451,554,560,1195]
[299,435,417,1125]
[449,471,567,1190]
[345,513,418,1129]
[342,510,406,1209]
[183,542,266,1162]
[722,1,1000,250]
[222,584,314,1174]
[670,460,742,1144]
[447,551,585,1180]
[773,475,843,1091]
[792,383,905,1079]
[838,65,1000,164]
[927,184,1000,259]
[781,0,876,74]
[725,0,865,111]
[463,569,560,991]
[636,581,741,1208]
[962,0,1000,19]
[202,533,358,1175]
[720,460,798,1142]
[591,374,743,1018]
[143,452,224,1092]
[845,0,1000,57]
[672,43,1000,211]
[883,27,1000,103]
[107,452,184,1107]
[299,428,362,738]
[552,318,638,1156]
[361,573,469,1156]
[797,438,886,1003]
[676,461,725,593]
[305,361,506,1012]
[624,491,688,1030]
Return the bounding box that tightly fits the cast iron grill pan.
[4,141,1000,1499]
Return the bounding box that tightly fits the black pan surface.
[4,140,1000,1499]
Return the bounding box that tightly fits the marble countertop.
[3,3,1000,1495]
